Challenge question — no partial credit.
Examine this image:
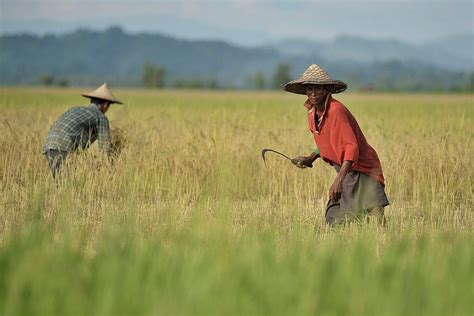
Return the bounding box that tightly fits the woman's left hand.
[329,160,353,202]
[329,177,343,202]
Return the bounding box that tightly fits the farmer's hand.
[291,156,313,169]
[329,176,343,202]
[329,160,352,202]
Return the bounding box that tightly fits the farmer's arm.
[329,160,352,202]
[305,149,320,164]
[97,116,112,155]
[328,107,359,201]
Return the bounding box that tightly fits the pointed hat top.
[81,82,123,104]
[284,64,347,95]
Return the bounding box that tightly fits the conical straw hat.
[284,64,347,94]
[81,82,123,104]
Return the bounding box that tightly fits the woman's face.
[305,84,329,107]
[98,101,111,114]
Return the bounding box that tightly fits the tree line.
[141,62,292,90]
[38,61,474,92]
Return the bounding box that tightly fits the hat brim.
[284,80,347,95]
[81,93,123,104]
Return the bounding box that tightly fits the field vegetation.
[0,88,472,315]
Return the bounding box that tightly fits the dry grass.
[0,87,473,315]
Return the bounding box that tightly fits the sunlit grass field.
[0,87,473,315]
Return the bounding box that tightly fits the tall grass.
[0,88,473,315]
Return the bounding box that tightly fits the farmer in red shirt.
[286,64,389,225]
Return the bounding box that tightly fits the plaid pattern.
[43,104,112,154]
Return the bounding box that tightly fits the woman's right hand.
[291,156,313,168]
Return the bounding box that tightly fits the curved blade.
[261,148,292,164]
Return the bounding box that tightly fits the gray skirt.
[325,165,389,225]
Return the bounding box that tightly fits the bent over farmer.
[42,83,122,178]
[286,64,389,225]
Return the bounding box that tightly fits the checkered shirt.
[43,104,112,154]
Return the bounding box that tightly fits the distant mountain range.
[1,26,472,91]
[272,34,473,72]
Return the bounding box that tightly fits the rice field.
[0,87,473,315]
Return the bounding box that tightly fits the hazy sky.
[1,0,473,45]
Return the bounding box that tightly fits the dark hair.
[90,97,110,106]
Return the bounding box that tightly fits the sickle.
[261,148,313,168]
[261,148,293,163]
